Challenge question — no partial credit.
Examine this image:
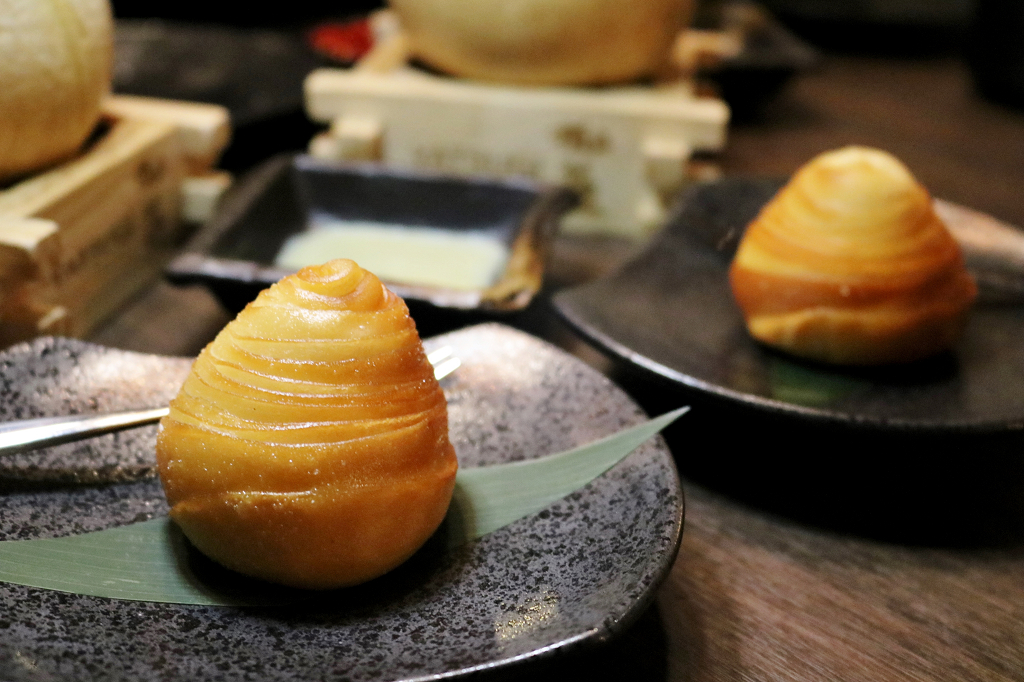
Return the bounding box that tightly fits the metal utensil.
[935,199,1024,301]
[0,346,459,457]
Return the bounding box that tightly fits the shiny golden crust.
[156,259,457,589]
[729,147,977,365]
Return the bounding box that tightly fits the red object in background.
[307,19,374,63]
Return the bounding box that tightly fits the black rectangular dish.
[166,154,576,313]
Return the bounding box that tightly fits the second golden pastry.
[729,146,977,365]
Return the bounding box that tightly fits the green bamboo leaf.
[0,407,687,605]
[0,518,234,605]
[445,406,688,545]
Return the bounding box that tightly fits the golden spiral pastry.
[156,259,457,589]
[729,147,977,365]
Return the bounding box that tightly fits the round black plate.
[554,178,1024,432]
[0,324,683,682]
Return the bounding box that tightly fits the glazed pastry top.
[733,146,964,285]
[160,259,451,502]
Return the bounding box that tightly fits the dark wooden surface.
[722,55,1024,230]
[91,53,1024,681]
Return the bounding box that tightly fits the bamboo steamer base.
[0,95,230,346]
[304,13,730,238]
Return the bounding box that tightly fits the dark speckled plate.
[554,178,1024,432]
[0,323,683,682]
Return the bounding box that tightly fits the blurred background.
[107,0,1024,224]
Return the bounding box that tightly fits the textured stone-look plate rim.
[553,177,1024,433]
[0,323,684,682]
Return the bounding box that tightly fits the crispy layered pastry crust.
[157,259,457,588]
[729,147,977,365]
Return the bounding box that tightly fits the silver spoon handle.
[0,407,171,456]
[0,346,459,457]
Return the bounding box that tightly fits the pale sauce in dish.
[275,220,510,291]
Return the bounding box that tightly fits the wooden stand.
[304,12,729,238]
[0,95,230,346]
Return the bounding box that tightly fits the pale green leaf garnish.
[446,407,688,544]
[0,407,687,605]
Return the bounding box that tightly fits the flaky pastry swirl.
[156,259,457,588]
[729,147,977,365]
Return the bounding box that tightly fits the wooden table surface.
[91,53,1024,681]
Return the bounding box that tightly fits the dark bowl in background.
[113,21,331,172]
[693,0,818,119]
[166,154,577,314]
